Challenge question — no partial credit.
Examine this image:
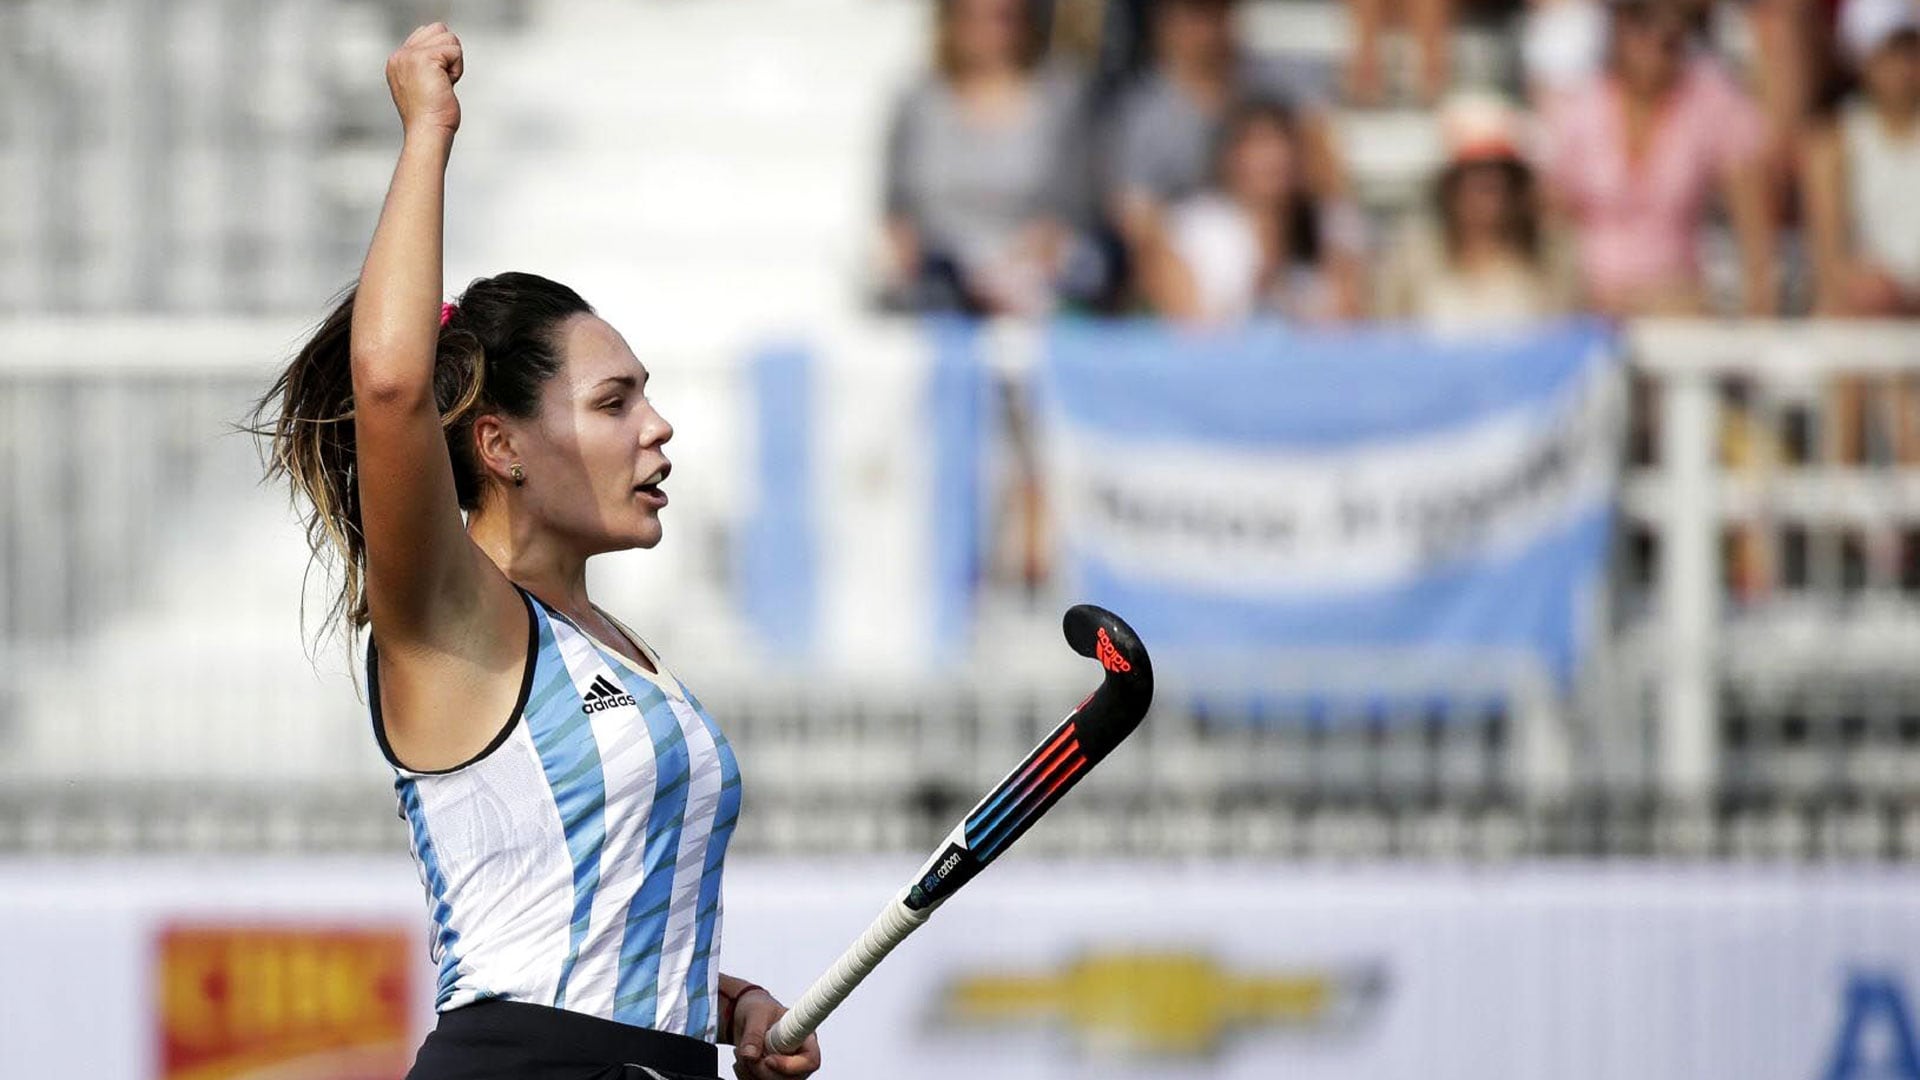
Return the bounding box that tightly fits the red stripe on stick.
[977,738,1084,845]
[1042,755,1088,799]
[1016,740,1083,811]
[1007,723,1077,791]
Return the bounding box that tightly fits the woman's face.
[950,0,1027,71]
[1223,117,1298,208]
[1612,4,1688,94]
[1863,31,1920,111]
[1158,0,1235,68]
[505,315,675,555]
[1449,162,1520,237]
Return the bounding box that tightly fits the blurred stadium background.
[5,0,1920,1077]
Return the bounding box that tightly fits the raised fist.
[386,22,463,135]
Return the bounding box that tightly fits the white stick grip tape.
[765,895,930,1054]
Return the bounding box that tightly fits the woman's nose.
[644,403,673,446]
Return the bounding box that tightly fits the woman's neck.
[1452,229,1519,271]
[952,61,1023,94]
[950,62,1031,124]
[1618,68,1680,110]
[467,505,592,619]
[1616,73,1678,166]
[1239,198,1292,268]
[1166,49,1232,108]
[1873,95,1919,135]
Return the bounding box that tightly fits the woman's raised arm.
[350,24,504,642]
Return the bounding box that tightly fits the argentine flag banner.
[739,320,990,673]
[1037,320,1622,685]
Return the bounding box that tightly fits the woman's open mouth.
[635,465,669,508]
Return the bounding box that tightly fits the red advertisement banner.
[157,924,414,1080]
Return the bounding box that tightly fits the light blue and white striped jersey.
[367,586,743,1040]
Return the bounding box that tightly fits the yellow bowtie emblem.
[934,950,1387,1059]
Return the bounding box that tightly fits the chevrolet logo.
[931,950,1386,1059]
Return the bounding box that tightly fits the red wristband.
[719,982,768,1044]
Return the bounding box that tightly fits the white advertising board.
[2,858,1917,1079]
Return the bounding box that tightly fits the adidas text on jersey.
[581,673,637,713]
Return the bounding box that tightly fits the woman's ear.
[472,414,519,487]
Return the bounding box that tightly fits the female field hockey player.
[254,24,821,1080]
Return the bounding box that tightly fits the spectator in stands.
[1107,0,1356,280]
[880,0,1101,315]
[1541,0,1778,315]
[1380,94,1580,326]
[1802,0,1920,317]
[1140,100,1366,323]
[1803,0,1920,468]
[1348,0,1457,105]
[1525,0,1820,143]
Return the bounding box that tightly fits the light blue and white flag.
[1036,320,1622,684]
[738,319,989,671]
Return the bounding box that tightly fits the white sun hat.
[1841,0,1920,64]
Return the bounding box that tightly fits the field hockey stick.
[764,604,1154,1054]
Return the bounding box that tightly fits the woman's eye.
[600,397,624,412]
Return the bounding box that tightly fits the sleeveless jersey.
[367,587,743,1040]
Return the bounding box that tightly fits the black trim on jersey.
[368,585,539,776]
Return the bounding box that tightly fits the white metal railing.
[6,316,1920,854]
[1627,320,1920,809]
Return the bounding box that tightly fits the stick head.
[909,606,1156,910]
[1060,604,1154,764]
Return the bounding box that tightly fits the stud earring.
[510,463,526,487]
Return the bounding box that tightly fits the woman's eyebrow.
[591,374,639,393]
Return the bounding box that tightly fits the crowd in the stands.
[875,0,1920,328]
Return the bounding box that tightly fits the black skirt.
[407,999,720,1080]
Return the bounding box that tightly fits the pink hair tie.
[439,301,459,327]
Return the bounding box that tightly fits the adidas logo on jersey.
[581,673,637,714]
